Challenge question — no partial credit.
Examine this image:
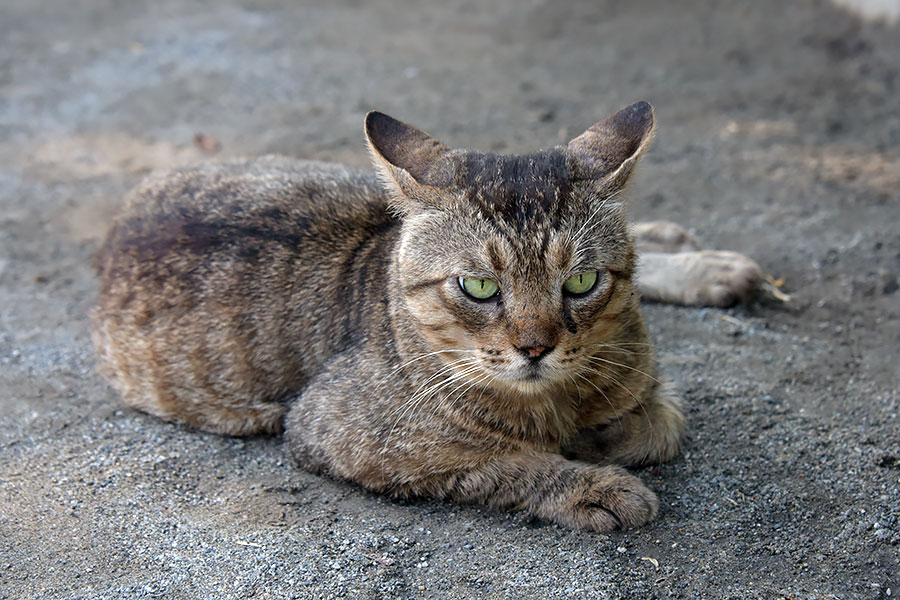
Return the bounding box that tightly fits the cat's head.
[366,102,654,394]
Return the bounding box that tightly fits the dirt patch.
[27,134,206,181]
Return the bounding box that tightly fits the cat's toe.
[689,250,763,307]
[564,467,659,532]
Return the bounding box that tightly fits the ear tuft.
[567,101,655,188]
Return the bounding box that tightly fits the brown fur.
[93,102,695,532]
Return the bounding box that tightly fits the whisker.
[394,361,484,422]
[571,189,625,243]
[386,357,480,419]
[392,360,481,422]
[396,364,488,445]
[584,355,662,385]
[574,370,621,428]
[475,373,497,406]
[394,348,479,371]
[566,372,584,407]
[432,370,494,422]
[379,363,484,466]
[381,358,480,447]
[579,361,655,446]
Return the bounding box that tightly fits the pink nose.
[517,345,553,361]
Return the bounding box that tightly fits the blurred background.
[1,1,898,598]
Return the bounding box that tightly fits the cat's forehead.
[448,148,624,253]
[452,148,571,229]
[485,228,572,279]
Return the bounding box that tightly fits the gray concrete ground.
[1,0,898,598]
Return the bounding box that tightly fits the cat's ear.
[567,101,655,193]
[365,111,455,213]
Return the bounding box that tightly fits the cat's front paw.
[561,466,658,532]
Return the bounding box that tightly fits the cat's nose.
[517,345,554,361]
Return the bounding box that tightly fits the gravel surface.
[1,1,898,598]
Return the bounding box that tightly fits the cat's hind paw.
[637,250,763,307]
[681,250,763,307]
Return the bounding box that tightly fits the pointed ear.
[567,101,655,192]
[364,111,455,213]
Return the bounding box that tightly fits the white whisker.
[394,348,479,371]
[571,189,625,243]
[380,358,482,467]
[579,361,655,446]
[574,370,621,428]
[584,355,662,385]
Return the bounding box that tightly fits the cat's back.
[95,156,394,308]
[91,157,396,435]
[99,157,388,263]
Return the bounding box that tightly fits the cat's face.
[366,102,654,394]
[395,155,637,394]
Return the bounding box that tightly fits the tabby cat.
[92,101,761,531]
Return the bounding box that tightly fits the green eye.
[563,271,599,296]
[459,277,500,300]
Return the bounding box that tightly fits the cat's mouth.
[465,352,568,393]
[495,360,567,392]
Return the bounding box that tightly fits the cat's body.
[92,103,760,531]
[93,159,393,435]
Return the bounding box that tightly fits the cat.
[91,101,761,532]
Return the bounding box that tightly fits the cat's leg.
[632,221,763,306]
[636,250,763,307]
[563,382,686,467]
[284,351,659,532]
[439,452,659,532]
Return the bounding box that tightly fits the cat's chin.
[504,380,556,396]
[490,370,567,396]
